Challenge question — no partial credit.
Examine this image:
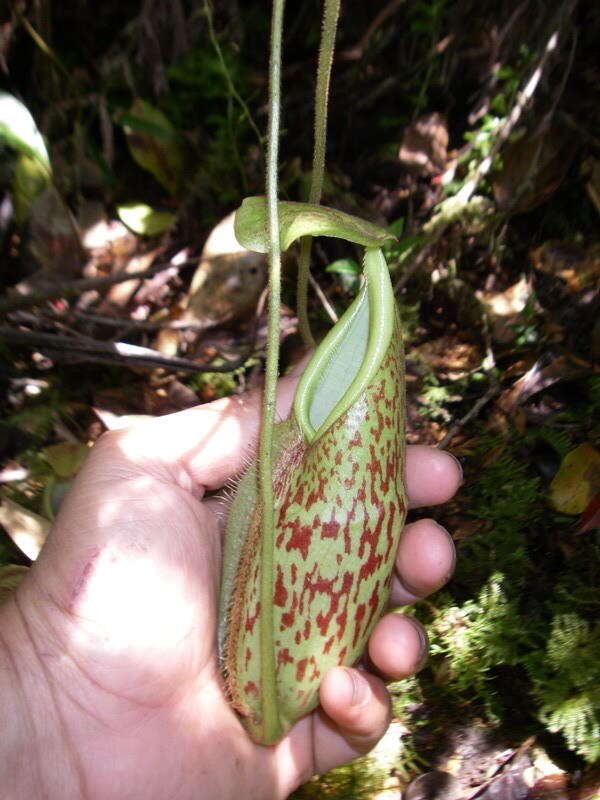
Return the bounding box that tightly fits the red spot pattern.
[306,474,328,510]
[274,564,288,607]
[280,593,297,630]
[225,313,407,738]
[353,603,366,648]
[278,648,294,666]
[296,658,308,682]
[285,519,313,561]
[244,601,261,633]
[349,430,363,448]
[343,460,359,490]
[321,517,340,539]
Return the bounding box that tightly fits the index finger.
[405,445,462,508]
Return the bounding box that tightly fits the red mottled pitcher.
[218,246,407,745]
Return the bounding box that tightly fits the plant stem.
[203,0,264,190]
[296,0,341,348]
[203,0,263,145]
[259,0,286,743]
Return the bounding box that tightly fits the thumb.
[101,360,306,492]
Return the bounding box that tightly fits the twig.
[0,260,179,316]
[0,326,250,373]
[456,0,575,205]
[355,75,397,111]
[534,21,577,137]
[396,1,575,297]
[468,1,529,125]
[436,381,500,450]
[462,737,535,800]
[203,0,263,150]
[308,272,338,324]
[340,0,405,61]
[504,23,578,216]
[393,230,442,294]
[10,309,215,333]
[430,290,499,450]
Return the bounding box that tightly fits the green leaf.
[0,565,29,601]
[117,202,176,236]
[387,217,405,237]
[234,196,396,253]
[117,99,183,195]
[325,258,361,275]
[326,257,361,292]
[42,441,89,479]
[13,153,52,225]
[0,92,51,168]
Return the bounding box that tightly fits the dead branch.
[0,326,250,373]
[9,309,214,333]
[308,272,338,324]
[0,259,183,317]
[456,0,576,205]
[340,0,405,61]
[436,381,500,450]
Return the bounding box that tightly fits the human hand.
[0,368,460,799]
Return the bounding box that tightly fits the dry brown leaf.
[82,218,137,266]
[452,518,486,541]
[530,241,600,292]
[403,771,461,800]
[27,188,84,277]
[499,356,590,413]
[0,494,49,560]
[577,491,600,533]
[569,767,600,800]
[417,336,483,377]
[527,773,569,800]
[478,277,532,343]
[104,249,160,308]
[399,112,449,177]
[582,157,600,219]
[549,444,600,515]
[183,211,267,329]
[492,125,577,214]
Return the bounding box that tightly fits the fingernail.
[433,520,457,583]
[446,452,464,485]
[408,618,429,672]
[342,667,370,708]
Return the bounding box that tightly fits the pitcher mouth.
[293,247,396,444]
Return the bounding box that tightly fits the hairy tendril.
[258,0,286,741]
[296,0,341,348]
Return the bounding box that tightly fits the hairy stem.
[296,0,341,348]
[259,0,286,742]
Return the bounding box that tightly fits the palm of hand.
[25,449,284,798]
